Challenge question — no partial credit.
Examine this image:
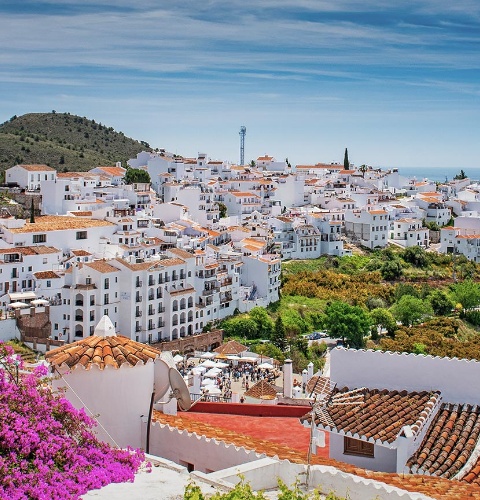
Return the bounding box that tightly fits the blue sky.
[0,1,479,168]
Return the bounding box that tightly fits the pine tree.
[272,316,288,352]
[344,148,350,170]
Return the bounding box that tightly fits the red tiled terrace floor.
[180,411,329,458]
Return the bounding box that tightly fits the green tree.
[380,259,403,281]
[272,316,288,351]
[451,280,480,310]
[454,170,467,180]
[370,307,397,337]
[391,295,432,327]
[323,301,371,348]
[429,290,454,316]
[124,167,151,184]
[343,148,350,170]
[249,307,274,339]
[222,317,258,340]
[402,246,428,268]
[217,202,227,218]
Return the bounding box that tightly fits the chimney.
[283,359,293,399]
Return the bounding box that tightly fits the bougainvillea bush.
[0,342,145,499]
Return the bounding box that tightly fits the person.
[240,396,245,404]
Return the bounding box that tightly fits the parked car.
[309,331,328,340]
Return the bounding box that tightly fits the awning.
[8,291,37,302]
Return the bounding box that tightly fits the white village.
[3,150,480,499]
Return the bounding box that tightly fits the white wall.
[197,457,432,500]
[0,318,20,341]
[149,420,264,473]
[331,348,480,405]
[329,433,397,473]
[52,361,155,449]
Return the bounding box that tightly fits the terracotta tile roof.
[153,412,480,499]
[17,164,56,171]
[408,403,480,479]
[301,387,440,444]
[91,166,126,177]
[168,248,195,259]
[244,380,279,400]
[70,211,93,217]
[9,216,115,233]
[85,260,120,274]
[0,245,59,256]
[46,334,161,370]
[71,249,91,256]
[214,340,247,355]
[33,270,60,279]
[116,257,185,271]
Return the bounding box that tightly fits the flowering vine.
[0,342,145,499]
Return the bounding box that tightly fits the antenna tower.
[239,126,246,165]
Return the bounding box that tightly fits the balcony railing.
[75,300,83,306]
[75,315,83,322]
[135,311,142,317]
[135,280,143,288]
[135,296,143,303]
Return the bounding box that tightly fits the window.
[33,234,47,243]
[104,278,109,289]
[76,231,87,240]
[46,280,51,287]
[344,437,374,458]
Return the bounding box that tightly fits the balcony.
[157,320,165,328]
[148,294,155,301]
[135,326,142,333]
[75,315,83,322]
[202,287,219,297]
[148,309,155,316]
[135,311,142,318]
[156,291,162,299]
[135,280,143,288]
[75,300,84,306]
[158,306,165,313]
[148,280,155,286]
[172,320,178,326]
[135,295,143,303]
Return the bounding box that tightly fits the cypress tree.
[344,148,350,170]
[30,198,35,223]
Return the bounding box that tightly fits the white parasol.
[9,302,29,309]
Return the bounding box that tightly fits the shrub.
[0,342,145,499]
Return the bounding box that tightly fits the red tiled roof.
[301,387,440,444]
[244,380,278,399]
[408,403,480,479]
[17,164,56,171]
[214,340,247,355]
[153,411,480,499]
[46,334,161,370]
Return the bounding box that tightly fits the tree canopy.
[323,301,371,348]
[124,167,151,184]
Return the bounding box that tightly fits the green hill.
[0,112,152,172]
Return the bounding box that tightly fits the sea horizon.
[380,166,480,183]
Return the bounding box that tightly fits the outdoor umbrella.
[258,362,274,370]
[9,302,29,308]
[205,386,222,395]
[31,299,49,306]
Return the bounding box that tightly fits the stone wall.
[153,329,223,354]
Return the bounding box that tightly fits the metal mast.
[239,126,246,165]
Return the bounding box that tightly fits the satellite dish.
[160,351,176,369]
[153,359,170,401]
[168,367,192,411]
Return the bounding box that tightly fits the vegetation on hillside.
[220,246,480,363]
[0,112,152,172]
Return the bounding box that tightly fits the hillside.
[0,112,152,172]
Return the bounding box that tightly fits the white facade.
[5,164,56,190]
